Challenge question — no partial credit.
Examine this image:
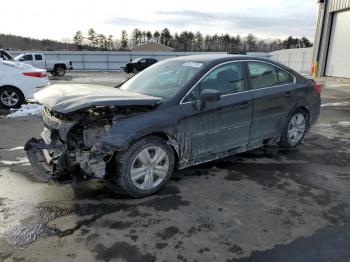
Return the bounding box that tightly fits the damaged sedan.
[25,55,321,197]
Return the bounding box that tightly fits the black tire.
[279,108,309,148]
[112,136,175,198]
[132,67,138,74]
[54,65,66,76]
[0,86,24,109]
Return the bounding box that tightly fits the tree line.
[73,28,313,52]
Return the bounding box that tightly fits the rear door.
[180,61,252,162]
[246,61,295,145]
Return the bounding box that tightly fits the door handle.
[284,91,292,97]
[239,101,251,109]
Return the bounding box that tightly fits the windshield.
[121,60,204,98]
[0,50,14,61]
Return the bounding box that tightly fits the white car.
[0,58,49,108]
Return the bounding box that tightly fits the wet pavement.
[0,76,349,262]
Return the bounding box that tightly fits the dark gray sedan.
[25,55,321,197]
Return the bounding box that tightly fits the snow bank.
[6,146,24,151]
[7,103,44,118]
[321,101,349,108]
[0,157,29,166]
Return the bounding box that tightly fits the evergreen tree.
[120,30,129,50]
[73,30,83,46]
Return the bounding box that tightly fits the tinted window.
[35,54,43,60]
[248,62,278,89]
[184,62,245,102]
[22,54,33,61]
[140,59,146,63]
[277,68,294,84]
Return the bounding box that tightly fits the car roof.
[168,54,268,63]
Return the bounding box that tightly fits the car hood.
[34,84,162,114]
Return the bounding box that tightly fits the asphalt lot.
[0,72,350,262]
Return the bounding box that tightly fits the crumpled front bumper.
[24,137,66,182]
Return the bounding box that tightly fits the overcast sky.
[1,0,318,41]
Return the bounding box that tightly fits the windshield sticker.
[183,62,203,68]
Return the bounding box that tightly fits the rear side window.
[248,62,278,89]
[22,54,33,61]
[184,62,245,102]
[35,54,43,60]
[276,68,294,84]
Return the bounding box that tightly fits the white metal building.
[313,0,350,78]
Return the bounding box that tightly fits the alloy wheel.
[0,90,19,107]
[287,113,306,144]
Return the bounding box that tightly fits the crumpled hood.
[34,84,162,114]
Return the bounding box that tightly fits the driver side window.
[183,62,245,103]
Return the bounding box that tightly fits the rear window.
[35,54,43,60]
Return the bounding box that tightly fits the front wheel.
[112,136,175,198]
[279,109,308,148]
[132,67,138,74]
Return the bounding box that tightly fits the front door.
[246,61,295,145]
[179,61,252,163]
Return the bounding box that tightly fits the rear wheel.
[112,136,175,197]
[54,65,66,76]
[0,86,24,108]
[279,109,308,148]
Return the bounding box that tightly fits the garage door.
[325,9,350,78]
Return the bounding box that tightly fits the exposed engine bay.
[25,104,155,182]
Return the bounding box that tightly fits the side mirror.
[197,89,221,110]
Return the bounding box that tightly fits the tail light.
[23,72,47,78]
[314,83,322,93]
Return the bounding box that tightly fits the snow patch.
[7,104,44,118]
[0,157,29,166]
[338,121,350,128]
[6,146,24,151]
[321,101,349,108]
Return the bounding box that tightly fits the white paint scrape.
[321,101,349,108]
[7,103,44,118]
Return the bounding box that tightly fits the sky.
[0,0,318,41]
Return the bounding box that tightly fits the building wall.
[269,48,313,75]
[313,0,350,77]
